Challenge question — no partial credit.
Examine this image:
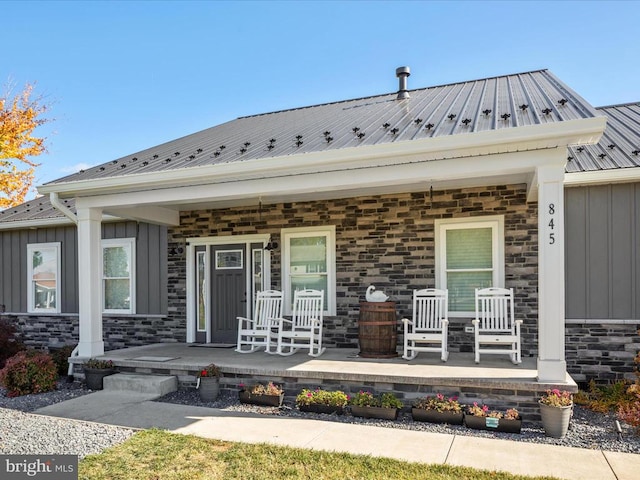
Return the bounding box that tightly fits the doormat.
[189,343,236,348]
[128,356,179,362]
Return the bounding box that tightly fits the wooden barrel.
[358,301,398,358]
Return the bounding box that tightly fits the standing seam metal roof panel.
[46,69,601,186]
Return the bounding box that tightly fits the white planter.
[539,401,573,438]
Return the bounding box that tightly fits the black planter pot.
[83,368,115,390]
[464,414,522,434]
[299,404,344,415]
[239,390,284,407]
[411,409,464,425]
[350,405,399,420]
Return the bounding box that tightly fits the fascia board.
[564,167,640,186]
[38,117,606,198]
[0,214,122,231]
[70,148,564,210]
[0,217,73,230]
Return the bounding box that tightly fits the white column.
[77,207,104,357]
[536,164,567,382]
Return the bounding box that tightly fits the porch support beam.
[105,205,179,226]
[77,207,104,357]
[536,163,567,382]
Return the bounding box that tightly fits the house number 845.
[548,203,555,244]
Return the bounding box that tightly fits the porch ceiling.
[70,146,568,225]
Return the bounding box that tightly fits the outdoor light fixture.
[264,241,278,251]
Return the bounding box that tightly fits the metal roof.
[0,196,75,224]
[5,70,636,228]
[46,69,601,186]
[566,102,640,173]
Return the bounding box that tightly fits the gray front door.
[210,245,247,343]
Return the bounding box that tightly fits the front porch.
[71,343,578,422]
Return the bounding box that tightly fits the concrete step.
[103,373,178,396]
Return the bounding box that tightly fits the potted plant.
[83,358,115,391]
[238,381,285,407]
[349,391,403,420]
[464,402,522,433]
[295,388,348,415]
[539,389,573,438]
[197,363,221,402]
[412,393,464,425]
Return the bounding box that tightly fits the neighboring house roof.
[566,102,640,172]
[46,69,600,187]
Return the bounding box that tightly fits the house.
[1,68,637,386]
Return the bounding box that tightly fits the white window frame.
[435,215,504,317]
[101,238,136,314]
[27,242,61,314]
[282,226,336,316]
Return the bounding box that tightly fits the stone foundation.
[566,319,640,385]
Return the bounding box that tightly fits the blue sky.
[3,0,639,193]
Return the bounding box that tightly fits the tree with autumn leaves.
[0,83,50,208]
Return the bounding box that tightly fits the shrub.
[413,393,462,413]
[51,345,76,376]
[539,389,573,407]
[465,402,518,419]
[0,350,58,397]
[618,384,640,432]
[348,391,403,409]
[0,318,25,369]
[83,358,114,370]
[295,388,349,407]
[240,382,283,395]
[575,379,635,413]
[197,363,220,378]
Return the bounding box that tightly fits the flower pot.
[350,405,399,420]
[539,402,573,438]
[412,409,464,425]
[464,414,522,434]
[239,390,284,407]
[198,376,220,402]
[299,404,344,415]
[83,367,114,391]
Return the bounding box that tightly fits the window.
[282,226,336,315]
[435,216,504,316]
[102,238,135,314]
[27,243,61,313]
[196,250,206,332]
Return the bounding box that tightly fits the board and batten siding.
[565,183,640,320]
[0,221,168,315]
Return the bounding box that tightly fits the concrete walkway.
[35,391,640,480]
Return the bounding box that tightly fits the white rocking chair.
[276,289,325,357]
[235,290,283,353]
[472,287,522,364]
[401,288,449,361]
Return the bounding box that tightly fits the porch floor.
[75,343,576,393]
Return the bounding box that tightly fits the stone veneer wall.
[565,319,640,385]
[4,313,181,351]
[169,185,539,356]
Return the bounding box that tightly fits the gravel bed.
[156,389,640,454]
[1,381,639,458]
[0,380,136,459]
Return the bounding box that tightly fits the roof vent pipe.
[396,66,411,100]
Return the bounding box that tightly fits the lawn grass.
[79,429,559,480]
